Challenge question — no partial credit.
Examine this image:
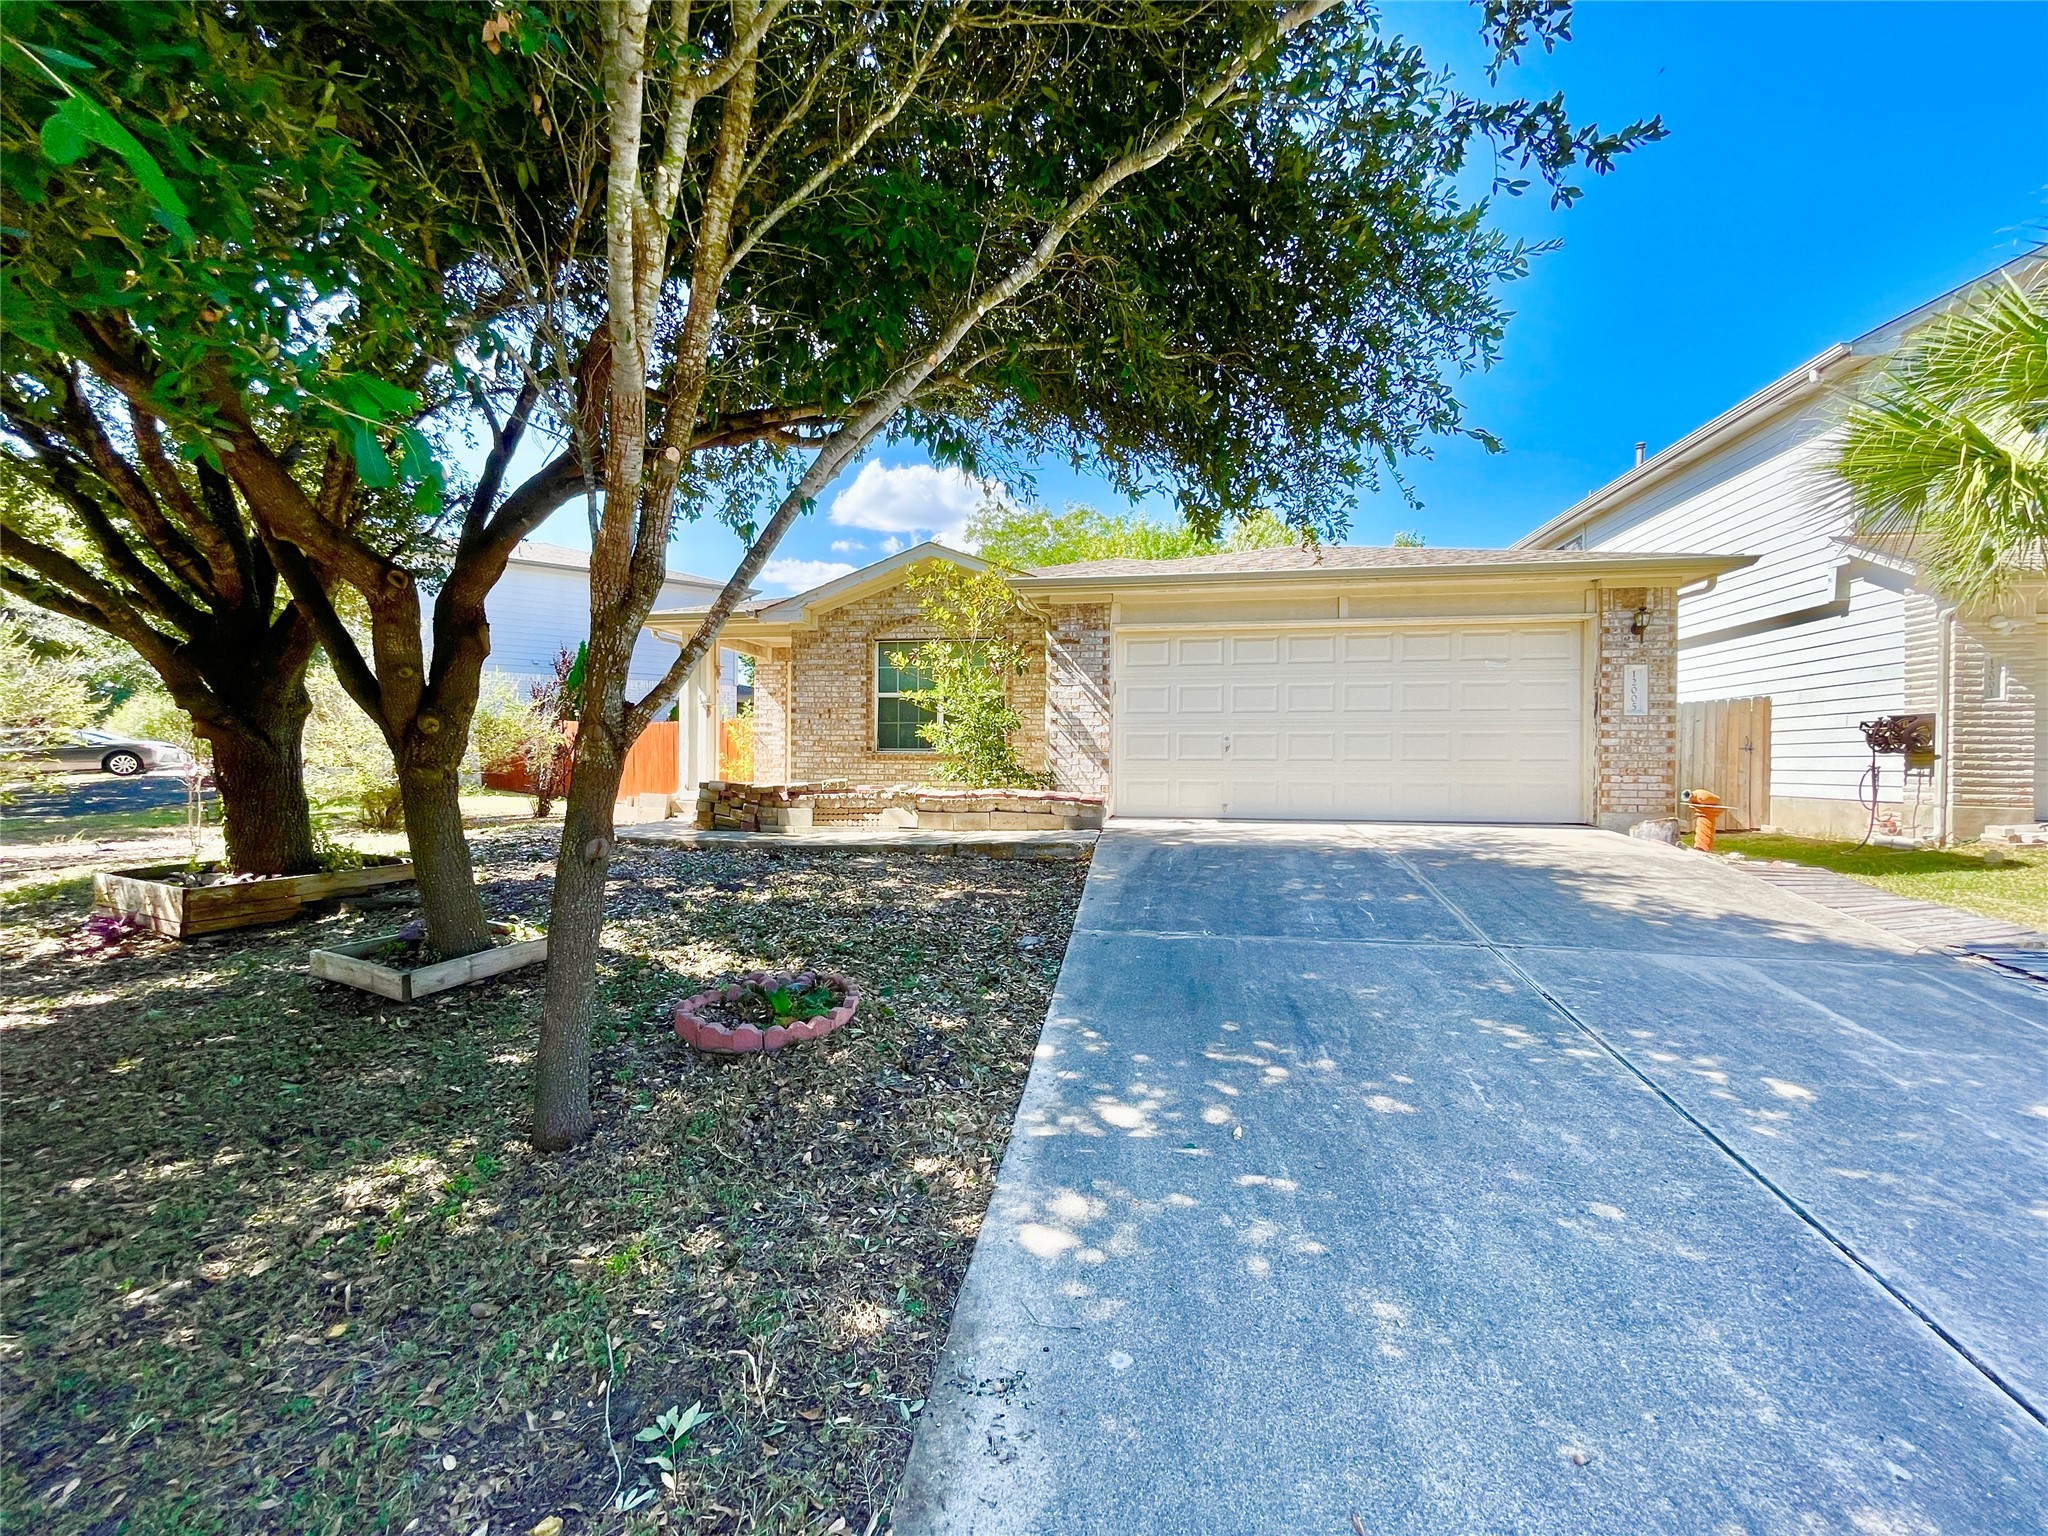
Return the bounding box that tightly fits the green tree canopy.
[968,502,1300,569]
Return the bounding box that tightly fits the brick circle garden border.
[674,970,860,1054]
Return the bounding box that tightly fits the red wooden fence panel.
[480,722,678,800]
[618,722,679,799]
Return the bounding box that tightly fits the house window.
[876,643,937,751]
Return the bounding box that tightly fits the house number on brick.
[1623,663,1649,717]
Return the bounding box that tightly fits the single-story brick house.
[644,540,1752,828]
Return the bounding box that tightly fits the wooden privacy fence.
[1677,696,1771,831]
[614,721,680,799]
[482,721,679,801]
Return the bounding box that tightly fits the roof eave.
[1512,344,1857,551]
[1015,553,1754,595]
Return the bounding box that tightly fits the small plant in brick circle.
[674,969,860,1054]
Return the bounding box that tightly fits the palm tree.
[1834,274,2048,599]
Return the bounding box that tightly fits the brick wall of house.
[770,582,1049,783]
[750,649,791,783]
[1045,602,1112,795]
[1594,585,1679,828]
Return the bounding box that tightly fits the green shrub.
[305,666,403,829]
[0,618,98,736]
[893,562,1053,790]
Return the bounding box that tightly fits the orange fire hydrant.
[1688,789,1726,852]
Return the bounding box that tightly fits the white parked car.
[0,728,195,777]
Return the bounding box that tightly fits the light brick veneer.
[1045,602,1111,795]
[1594,585,1679,828]
[750,649,791,783]
[777,583,1049,783]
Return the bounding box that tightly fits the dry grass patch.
[0,829,1085,1534]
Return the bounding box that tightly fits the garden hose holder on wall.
[1856,712,1937,847]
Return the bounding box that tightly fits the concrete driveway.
[895,822,2048,1535]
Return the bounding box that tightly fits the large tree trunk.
[201,709,319,876]
[398,752,495,957]
[531,718,625,1150]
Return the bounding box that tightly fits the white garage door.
[1114,625,1585,822]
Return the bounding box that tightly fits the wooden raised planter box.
[92,858,415,939]
[309,922,548,1003]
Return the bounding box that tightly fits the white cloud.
[879,534,904,555]
[758,557,855,594]
[829,539,864,554]
[828,460,1001,549]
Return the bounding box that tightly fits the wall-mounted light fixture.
[1631,603,1653,638]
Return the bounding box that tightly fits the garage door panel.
[1283,780,1337,814]
[1342,731,1393,761]
[1232,732,1280,761]
[1123,731,1172,762]
[1125,639,1172,668]
[1400,730,1453,762]
[1125,684,1171,715]
[1114,624,1583,823]
[1516,678,1579,712]
[1457,731,1515,764]
[1517,630,1578,662]
[1284,732,1336,761]
[1231,683,1280,712]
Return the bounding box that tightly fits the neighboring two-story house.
[482,541,741,789]
[1517,254,2047,842]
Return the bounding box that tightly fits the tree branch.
[129,403,248,605]
[721,12,955,282]
[254,526,387,732]
[464,376,541,535]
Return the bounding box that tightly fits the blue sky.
[523,1,2048,591]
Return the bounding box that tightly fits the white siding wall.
[480,564,729,701]
[1575,397,1904,810]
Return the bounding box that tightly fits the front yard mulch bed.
[0,829,1087,1534]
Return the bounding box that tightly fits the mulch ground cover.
[0,828,1087,1535]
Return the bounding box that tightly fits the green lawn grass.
[1712,831,2048,930]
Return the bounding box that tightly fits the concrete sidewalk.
[893,822,2048,1535]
